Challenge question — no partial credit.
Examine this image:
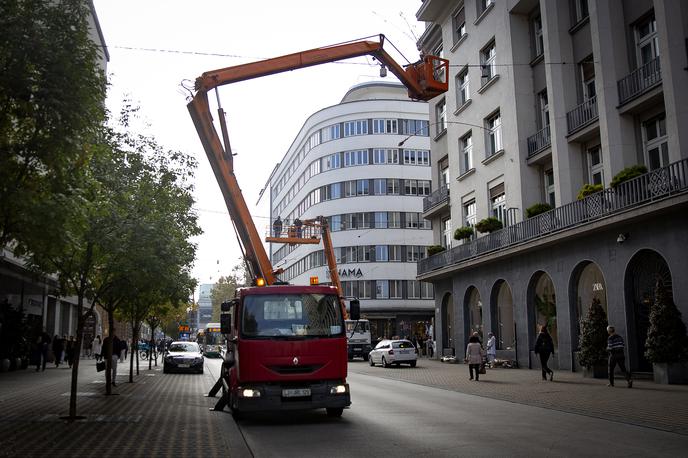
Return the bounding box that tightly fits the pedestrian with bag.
[486,332,497,368]
[534,324,555,381]
[465,333,485,381]
[103,334,122,387]
[606,325,632,388]
[92,335,102,362]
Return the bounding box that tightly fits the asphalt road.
[204,359,687,457]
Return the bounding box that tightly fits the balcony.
[419,158,688,275]
[617,57,661,106]
[566,96,598,135]
[527,125,551,157]
[423,184,449,217]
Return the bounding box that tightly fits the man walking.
[103,334,122,387]
[607,325,632,388]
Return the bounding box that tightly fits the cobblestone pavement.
[348,358,688,435]
[0,358,250,458]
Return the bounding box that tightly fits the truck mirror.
[349,300,360,321]
[220,313,231,334]
[220,301,231,312]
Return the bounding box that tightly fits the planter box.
[653,362,688,385]
[583,363,608,379]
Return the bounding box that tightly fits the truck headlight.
[330,384,348,395]
[239,388,261,398]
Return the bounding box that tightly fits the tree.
[577,297,608,367]
[210,263,248,321]
[0,0,106,249]
[645,279,688,364]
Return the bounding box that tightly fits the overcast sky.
[92,0,426,296]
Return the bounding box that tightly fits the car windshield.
[169,343,198,352]
[393,341,415,349]
[242,293,343,338]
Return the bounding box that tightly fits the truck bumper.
[348,344,371,359]
[232,381,351,413]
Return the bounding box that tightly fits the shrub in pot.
[526,203,553,218]
[427,245,446,256]
[453,226,474,241]
[475,217,503,234]
[645,279,688,384]
[610,165,647,188]
[578,297,608,378]
[577,184,603,200]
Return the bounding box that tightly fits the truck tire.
[326,407,343,417]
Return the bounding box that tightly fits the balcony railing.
[423,184,449,213]
[617,56,661,106]
[527,124,551,157]
[419,158,688,275]
[566,96,598,134]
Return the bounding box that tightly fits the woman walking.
[465,334,485,381]
[92,335,102,362]
[534,324,555,381]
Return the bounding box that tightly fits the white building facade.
[268,82,436,341]
[416,0,688,372]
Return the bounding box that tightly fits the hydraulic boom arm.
[188,35,448,285]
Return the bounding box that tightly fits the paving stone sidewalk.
[0,359,250,458]
[349,358,688,435]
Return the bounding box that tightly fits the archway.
[624,249,672,372]
[528,271,558,352]
[441,293,453,352]
[570,261,608,351]
[465,286,483,341]
[491,280,515,350]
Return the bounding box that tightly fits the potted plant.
[577,297,608,378]
[427,245,446,256]
[526,203,552,218]
[577,183,603,200]
[475,217,503,234]
[453,226,474,241]
[610,165,647,188]
[644,279,688,384]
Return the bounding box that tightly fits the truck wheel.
[326,407,343,417]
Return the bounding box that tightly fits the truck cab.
[345,319,372,361]
[221,284,351,417]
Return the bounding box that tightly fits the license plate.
[177,364,190,368]
[282,388,311,397]
[399,350,410,354]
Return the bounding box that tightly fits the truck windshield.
[242,293,343,338]
[346,321,370,333]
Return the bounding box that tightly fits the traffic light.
[349,299,360,321]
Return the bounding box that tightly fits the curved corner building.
[267,81,435,342]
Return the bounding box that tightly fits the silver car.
[369,339,417,368]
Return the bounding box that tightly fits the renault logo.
[292,357,299,366]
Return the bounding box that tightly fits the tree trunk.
[129,322,138,383]
[105,309,115,395]
[67,300,92,418]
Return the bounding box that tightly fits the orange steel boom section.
[187,35,448,287]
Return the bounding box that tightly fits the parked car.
[163,341,204,374]
[369,339,417,367]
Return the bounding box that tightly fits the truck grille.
[268,364,322,375]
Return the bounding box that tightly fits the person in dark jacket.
[534,324,554,381]
[607,326,632,388]
[103,334,122,386]
[52,335,64,368]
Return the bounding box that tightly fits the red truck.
[187,35,447,418]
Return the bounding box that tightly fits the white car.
[369,339,417,368]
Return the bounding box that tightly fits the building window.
[324,153,340,170]
[389,280,403,298]
[407,280,421,299]
[533,14,544,57]
[490,184,506,223]
[373,148,398,164]
[643,114,669,170]
[453,4,466,44]
[387,179,400,195]
[636,15,659,66]
[440,159,450,187]
[406,213,419,229]
[330,182,341,199]
[344,120,368,137]
[572,0,589,25]
[580,56,595,101]
[480,40,496,83]
[357,212,370,229]
[418,180,431,196]
[330,215,342,231]
[433,43,446,86]
[485,111,502,156]
[587,145,604,185]
[435,99,447,136]
[464,200,477,227]
[422,282,434,299]
[375,245,388,261]
[373,118,398,134]
[400,119,429,136]
[457,66,470,106]
[388,212,401,229]
[376,280,389,299]
[373,179,386,195]
[539,89,550,128]
[404,179,418,196]
[406,246,423,262]
[442,218,452,249]
[478,0,494,16]
[460,132,473,174]
[374,212,388,228]
[545,169,556,207]
[344,149,368,167]
[356,179,369,196]
[403,149,430,166]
